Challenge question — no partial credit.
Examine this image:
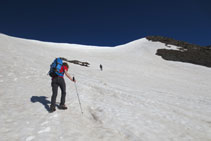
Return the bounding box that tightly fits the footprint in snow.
[26,136,35,141]
[8,73,13,76]
[38,127,51,134]
[41,121,49,126]
[50,113,58,119]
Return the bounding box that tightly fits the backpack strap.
[62,66,65,75]
[56,58,58,65]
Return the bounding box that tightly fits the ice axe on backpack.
[73,76,83,114]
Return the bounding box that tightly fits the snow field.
[0,34,211,141]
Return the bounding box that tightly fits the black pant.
[51,77,66,108]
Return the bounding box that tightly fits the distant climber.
[48,58,75,113]
[100,64,103,71]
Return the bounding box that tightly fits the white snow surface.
[0,33,211,141]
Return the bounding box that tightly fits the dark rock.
[146,36,211,67]
[61,58,90,67]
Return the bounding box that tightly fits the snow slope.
[0,33,211,141]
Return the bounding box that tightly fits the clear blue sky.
[0,0,210,46]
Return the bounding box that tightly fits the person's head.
[63,62,69,69]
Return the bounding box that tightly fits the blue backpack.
[49,58,64,77]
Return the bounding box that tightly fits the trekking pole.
[73,76,83,114]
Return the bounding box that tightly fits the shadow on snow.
[31,96,51,112]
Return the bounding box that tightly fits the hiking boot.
[58,104,68,110]
[49,105,56,113]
